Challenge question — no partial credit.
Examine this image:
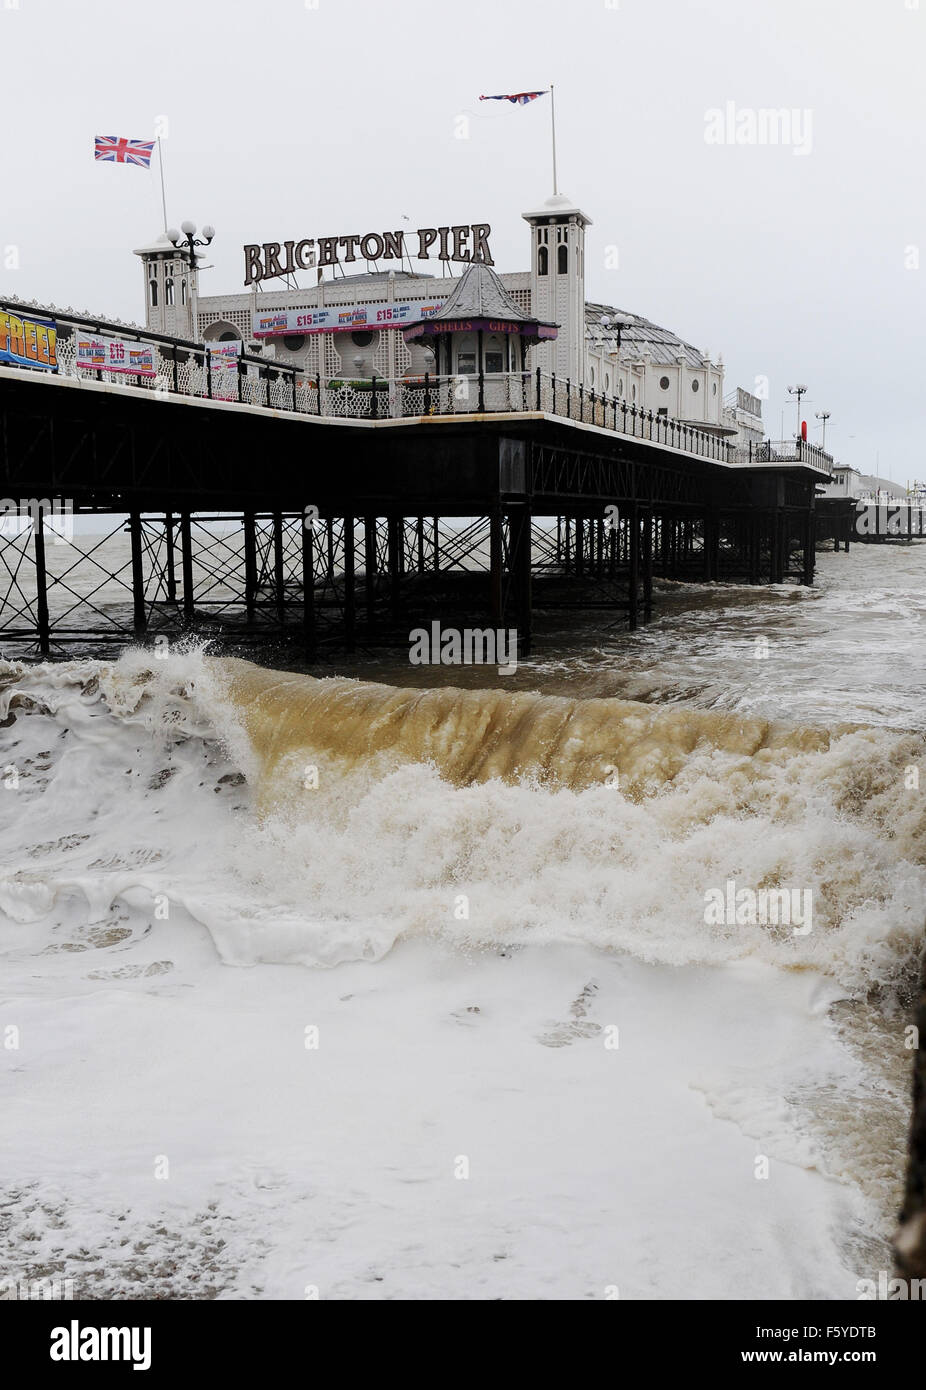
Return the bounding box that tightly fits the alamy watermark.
[704,102,813,157]
[0,1275,75,1300]
[855,501,919,536]
[409,621,518,674]
[704,878,813,935]
[0,496,74,544]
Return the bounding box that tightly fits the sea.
[1,540,924,1300]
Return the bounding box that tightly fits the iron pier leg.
[165,511,178,601]
[511,505,532,655]
[387,515,401,620]
[244,510,257,623]
[129,509,146,637]
[343,516,356,651]
[181,511,194,626]
[302,516,315,651]
[273,510,285,626]
[34,505,50,657]
[628,503,639,631]
[490,508,504,627]
[364,515,377,628]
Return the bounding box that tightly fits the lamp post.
[787,383,808,439]
[815,410,831,451]
[166,220,215,342]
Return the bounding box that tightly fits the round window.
[282,334,306,351]
[712,381,718,396]
[618,379,624,396]
[604,374,610,392]
[590,367,595,386]
[632,384,636,402]
[659,375,670,390]
[352,330,375,348]
[691,378,700,392]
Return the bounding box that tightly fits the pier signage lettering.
[243,224,493,286]
[0,312,57,371]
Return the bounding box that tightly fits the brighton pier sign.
[243,223,493,286]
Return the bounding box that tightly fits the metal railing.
[735,437,835,472]
[1,299,744,465]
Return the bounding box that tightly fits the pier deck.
[0,332,828,657]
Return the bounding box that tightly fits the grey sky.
[2,0,923,480]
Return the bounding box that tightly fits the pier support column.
[803,508,816,586]
[628,503,639,631]
[129,509,146,637]
[302,518,315,651]
[702,513,713,582]
[490,508,504,627]
[164,511,178,602]
[244,510,257,623]
[770,510,784,584]
[273,510,285,625]
[642,508,653,623]
[33,505,50,657]
[387,515,401,620]
[180,511,194,626]
[364,516,377,627]
[510,505,532,654]
[343,516,356,651]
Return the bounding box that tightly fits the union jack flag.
[479,91,548,105]
[94,136,155,168]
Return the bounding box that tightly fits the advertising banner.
[208,341,241,400]
[252,301,444,338]
[75,332,157,377]
[0,311,57,370]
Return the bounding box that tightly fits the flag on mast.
[479,90,548,105]
[94,136,155,168]
[479,86,558,194]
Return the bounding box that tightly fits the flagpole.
[550,83,558,195]
[156,137,168,233]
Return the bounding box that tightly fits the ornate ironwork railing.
[0,298,807,468]
[734,438,834,471]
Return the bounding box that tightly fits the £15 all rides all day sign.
[75,332,157,377]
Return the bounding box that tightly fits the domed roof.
[585,301,712,368]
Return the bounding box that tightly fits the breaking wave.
[1,647,923,991]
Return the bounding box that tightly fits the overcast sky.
[2,0,923,480]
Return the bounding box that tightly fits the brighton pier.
[0,191,834,659]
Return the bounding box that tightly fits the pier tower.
[522,194,591,386]
[133,233,195,339]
